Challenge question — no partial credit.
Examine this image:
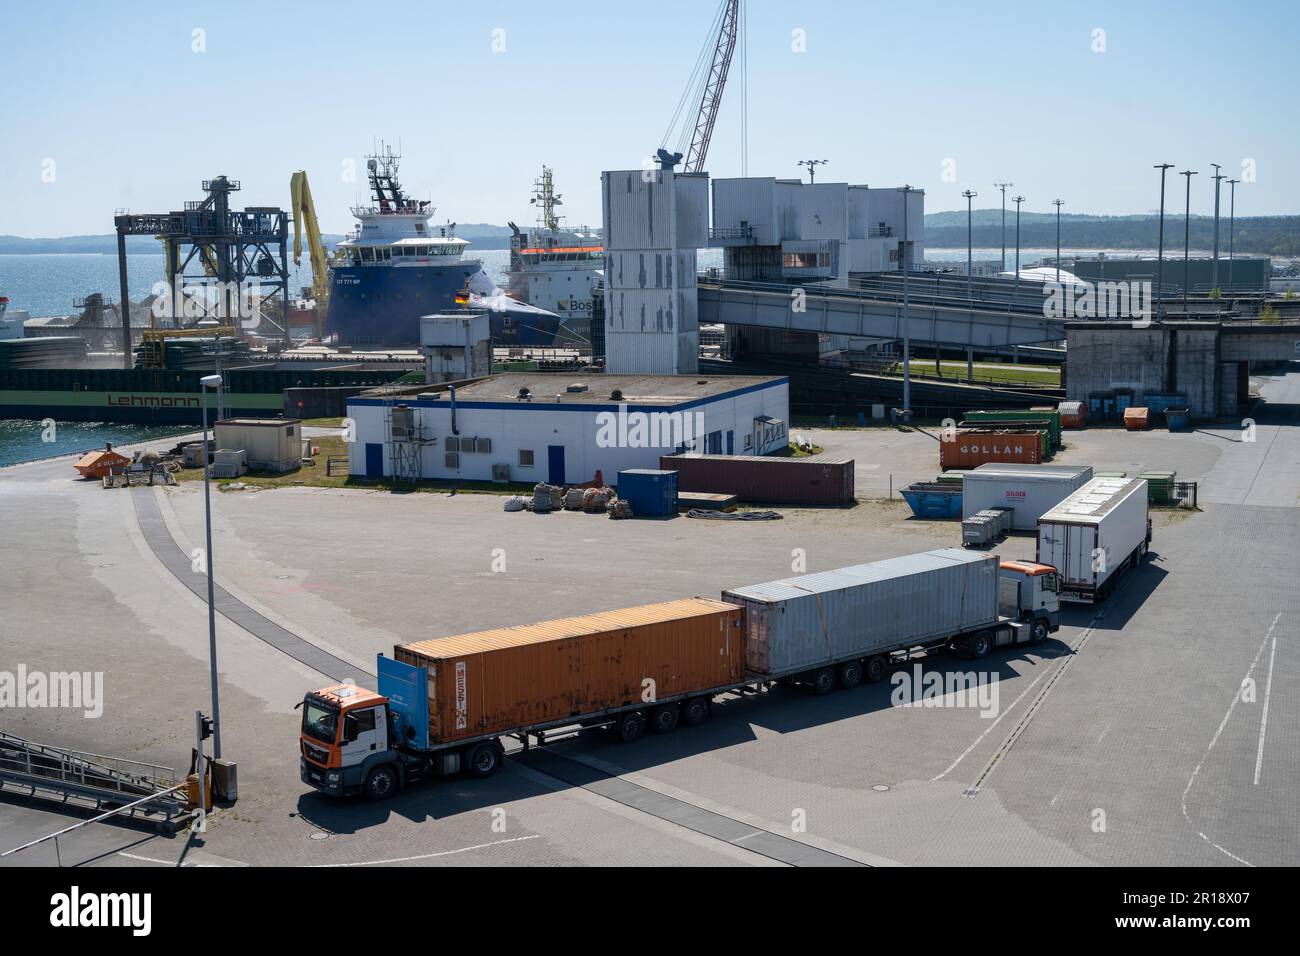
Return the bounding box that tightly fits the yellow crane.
[290,170,331,338]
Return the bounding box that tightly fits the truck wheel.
[616,710,646,743]
[463,741,503,778]
[364,764,399,801]
[865,655,888,683]
[970,631,993,660]
[837,660,863,689]
[650,704,680,734]
[811,667,837,695]
[1030,618,1049,643]
[682,697,710,727]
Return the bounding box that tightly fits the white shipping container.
[722,548,999,674]
[962,464,1093,531]
[1037,478,1150,601]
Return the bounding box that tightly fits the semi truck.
[1037,477,1152,603]
[299,549,1061,799]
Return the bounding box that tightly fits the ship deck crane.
[290,170,330,339]
[659,0,741,173]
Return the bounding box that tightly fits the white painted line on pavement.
[1179,613,1280,867]
[312,834,541,867]
[1253,613,1281,786]
[933,612,1103,783]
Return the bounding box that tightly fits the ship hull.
[327,264,563,347]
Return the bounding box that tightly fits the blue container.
[1144,392,1187,415]
[1165,407,1190,431]
[617,469,678,517]
[900,483,963,519]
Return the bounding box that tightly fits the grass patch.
[298,416,345,428]
[883,361,1061,387]
[171,435,531,495]
[771,441,824,457]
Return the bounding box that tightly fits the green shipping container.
[964,409,1062,449]
[1137,470,1176,503]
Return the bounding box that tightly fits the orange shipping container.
[1124,407,1150,430]
[939,430,1044,470]
[394,599,745,744]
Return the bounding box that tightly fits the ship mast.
[530,166,563,233]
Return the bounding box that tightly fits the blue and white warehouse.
[346,373,791,485]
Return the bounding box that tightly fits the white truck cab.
[997,560,1061,642]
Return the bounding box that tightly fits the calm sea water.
[0,419,195,468]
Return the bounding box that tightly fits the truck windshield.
[302,699,339,744]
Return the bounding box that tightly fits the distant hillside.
[923,212,1300,257]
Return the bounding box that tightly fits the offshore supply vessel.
[324,147,562,348]
[506,166,603,348]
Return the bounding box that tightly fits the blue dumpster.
[616,469,678,517]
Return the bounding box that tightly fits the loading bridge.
[697,276,1066,348]
[0,730,188,835]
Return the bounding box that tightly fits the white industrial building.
[709,178,925,286]
[346,373,790,485]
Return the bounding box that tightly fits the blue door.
[547,445,565,485]
[365,442,383,478]
[726,430,734,455]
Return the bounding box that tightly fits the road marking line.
[935,613,1102,784]
[311,834,541,867]
[117,851,217,867]
[1179,612,1279,867]
[1253,614,1281,786]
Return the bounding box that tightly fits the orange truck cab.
[299,683,394,797]
[300,658,505,799]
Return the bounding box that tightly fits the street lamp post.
[1227,178,1240,293]
[899,184,914,418]
[1154,164,1173,317]
[994,182,1012,272]
[1179,169,1198,313]
[1012,195,1025,305]
[962,189,978,297]
[1053,199,1064,284]
[200,373,223,759]
[1210,164,1224,292]
[798,159,828,184]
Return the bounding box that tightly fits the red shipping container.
[660,454,855,505]
[939,430,1044,470]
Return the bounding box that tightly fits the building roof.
[215,417,300,427]
[430,373,786,407]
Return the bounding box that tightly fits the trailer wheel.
[682,697,711,727]
[1030,618,1050,643]
[463,741,503,778]
[616,710,647,743]
[364,764,399,801]
[811,667,837,695]
[650,704,680,735]
[970,631,993,660]
[865,655,888,683]
[837,660,863,689]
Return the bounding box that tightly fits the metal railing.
[1,783,188,865]
[0,731,175,796]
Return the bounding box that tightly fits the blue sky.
[1,0,1295,236]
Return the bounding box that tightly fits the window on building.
[518,449,534,467]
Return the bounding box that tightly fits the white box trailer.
[962,464,1093,531]
[1036,477,1152,603]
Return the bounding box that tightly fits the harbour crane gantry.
[659,0,741,173]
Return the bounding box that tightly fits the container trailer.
[942,428,1047,468]
[1036,477,1151,603]
[300,552,1060,799]
[660,453,855,505]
